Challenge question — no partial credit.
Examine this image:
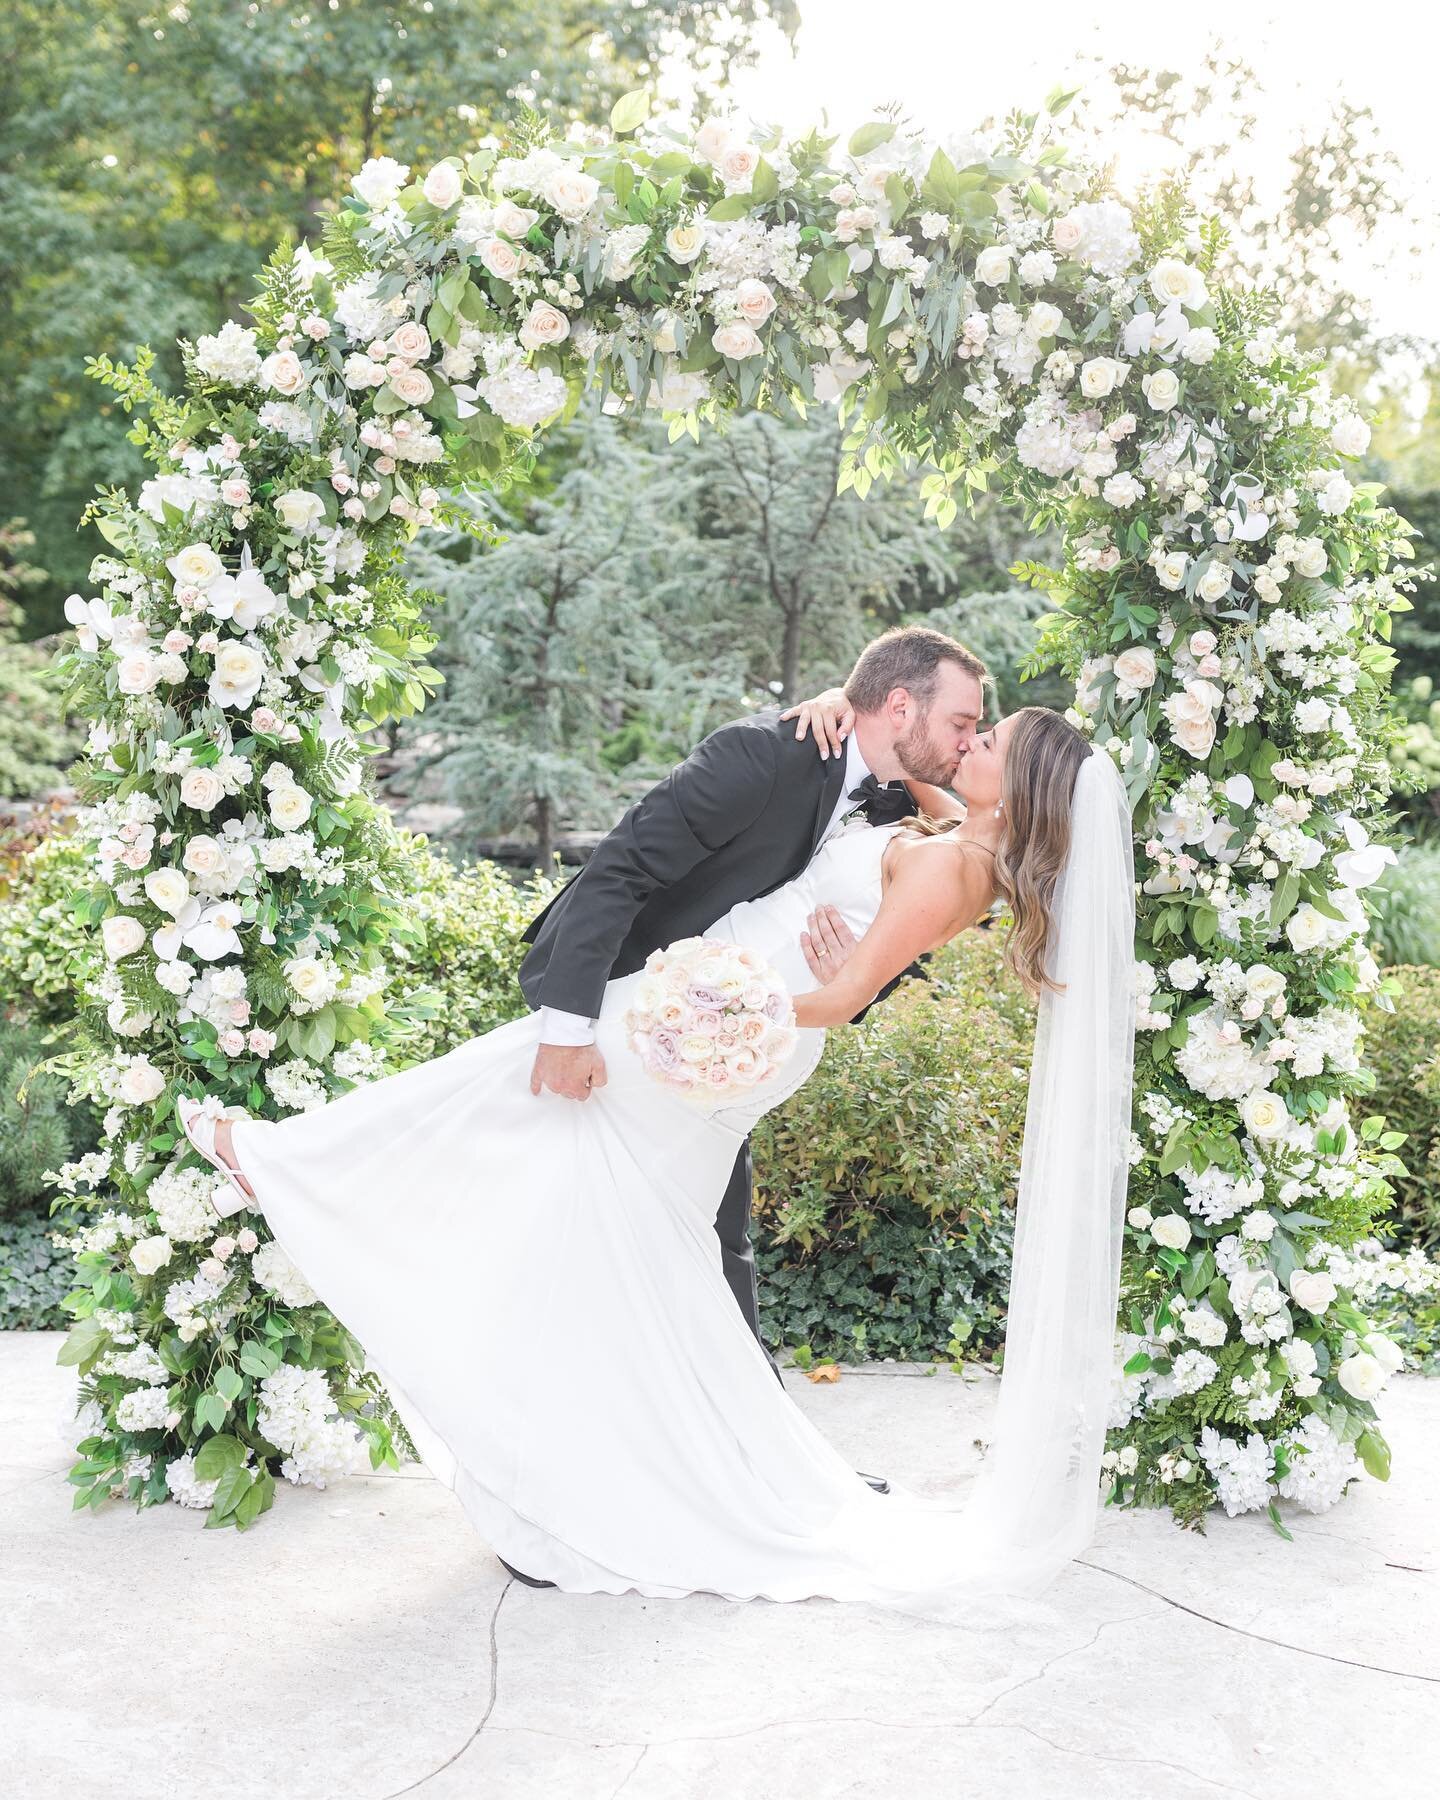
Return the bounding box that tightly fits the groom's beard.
[894,715,961,787]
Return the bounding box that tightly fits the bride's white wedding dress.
[230,750,1136,1611]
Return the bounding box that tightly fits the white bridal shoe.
[177,1095,255,1218]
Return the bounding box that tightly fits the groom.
[519,624,988,1367]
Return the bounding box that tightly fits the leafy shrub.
[379,830,563,1059]
[0,639,84,800]
[1363,964,1440,1246]
[0,1019,102,1217]
[753,928,1034,1362]
[0,1209,73,1329]
[1369,837,1440,968]
[0,821,94,1024]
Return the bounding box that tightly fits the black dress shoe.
[859,1470,890,1494]
[498,1555,556,1588]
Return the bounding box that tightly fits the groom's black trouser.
[716,1141,785,1386]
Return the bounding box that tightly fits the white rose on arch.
[167,543,224,588]
[541,165,600,220]
[268,783,314,830]
[422,161,464,210]
[179,767,225,812]
[665,221,706,265]
[101,915,146,961]
[260,350,307,396]
[1241,1089,1290,1141]
[518,302,571,351]
[1149,257,1209,310]
[1113,646,1158,694]
[713,321,763,361]
[1161,679,1222,758]
[274,490,325,535]
[208,641,266,710]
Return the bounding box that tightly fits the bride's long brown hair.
[902,706,1092,994]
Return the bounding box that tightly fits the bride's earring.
[993,799,1004,819]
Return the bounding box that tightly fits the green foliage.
[380,833,563,1059]
[1368,839,1440,968]
[0,639,85,798]
[916,587,1072,716]
[0,1208,73,1330]
[753,931,1033,1361]
[0,1019,103,1218]
[1362,965,1440,1245]
[0,829,96,1025]
[1,0,799,624]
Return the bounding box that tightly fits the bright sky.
[665,0,1439,350]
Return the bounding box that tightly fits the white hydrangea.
[250,1240,320,1309]
[146,1162,227,1243]
[193,320,263,386]
[476,363,569,430]
[1275,1415,1360,1513]
[115,1385,172,1432]
[1198,1425,1275,1516]
[257,1363,369,1489]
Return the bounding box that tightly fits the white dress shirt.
[539,732,875,1048]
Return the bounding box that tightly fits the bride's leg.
[213,1119,256,1199]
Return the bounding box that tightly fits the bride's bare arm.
[902,779,965,821]
[791,840,993,1029]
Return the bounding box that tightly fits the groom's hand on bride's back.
[530,1044,608,1101]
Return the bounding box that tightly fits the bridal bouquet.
[624,938,798,1107]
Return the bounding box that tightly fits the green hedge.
[753,929,1032,1363]
[1364,964,1440,1248]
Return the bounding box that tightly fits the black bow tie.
[845,773,912,826]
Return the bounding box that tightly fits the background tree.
[0,0,798,625]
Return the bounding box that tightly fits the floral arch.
[53,91,1422,1532]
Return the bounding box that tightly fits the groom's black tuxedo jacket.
[518,709,919,1021]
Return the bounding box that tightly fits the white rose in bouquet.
[1154,550,1189,591]
[390,321,432,362]
[1196,560,1233,603]
[1330,415,1371,458]
[117,650,162,695]
[734,278,777,325]
[182,835,227,880]
[1161,678,1222,758]
[719,143,760,189]
[694,116,733,164]
[1079,355,1123,398]
[1142,368,1181,411]
[389,366,434,406]
[493,199,538,239]
[1285,905,1330,953]
[1288,1268,1337,1313]
[1149,257,1208,309]
[1113,646,1157,691]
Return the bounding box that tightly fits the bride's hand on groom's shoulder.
[801,905,857,984]
[780,688,853,759]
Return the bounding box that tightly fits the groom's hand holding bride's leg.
[530,1044,608,1101]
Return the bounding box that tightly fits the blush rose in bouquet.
[623,937,798,1107]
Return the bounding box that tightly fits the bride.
[177,702,1135,1611]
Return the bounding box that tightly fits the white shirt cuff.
[539,1006,597,1046]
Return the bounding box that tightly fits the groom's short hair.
[844,626,988,715]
